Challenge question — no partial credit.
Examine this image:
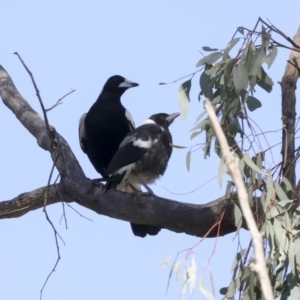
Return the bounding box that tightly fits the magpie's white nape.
[104,112,180,237]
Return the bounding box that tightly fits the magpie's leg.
[127,183,141,192]
[132,173,156,196]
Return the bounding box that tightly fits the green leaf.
[231,249,246,270]
[189,257,197,294]
[282,177,292,192]
[186,151,191,171]
[242,42,255,72]
[234,204,243,232]
[256,67,273,93]
[196,52,222,68]
[273,218,286,252]
[190,131,201,139]
[287,273,299,300]
[243,154,266,175]
[294,238,300,266]
[274,183,289,202]
[288,241,296,275]
[264,174,274,211]
[190,118,210,132]
[264,45,278,69]
[160,254,173,267]
[169,143,187,149]
[199,70,211,97]
[202,46,219,52]
[246,96,262,111]
[173,260,182,281]
[232,63,248,91]
[223,58,236,87]
[209,272,215,297]
[226,280,236,298]
[180,268,188,300]
[261,25,271,50]
[178,79,191,120]
[222,38,240,61]
[248,47,265,76]
[199,275,214,300]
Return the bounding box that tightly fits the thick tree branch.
[205,100,274,300]
[280,26,300,189]
[0,64,241,237]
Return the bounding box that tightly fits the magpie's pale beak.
[119,79,139,88]
[166,112,181,124]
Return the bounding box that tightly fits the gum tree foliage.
[169,19,300,300]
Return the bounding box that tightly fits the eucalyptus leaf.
[196,52,222,68]
[222,37,240,61]
[209,272,215,297]
[169,144,186,149]
[233,63,248,91]
[234,204,243,232]
[264,45,278,69]
[190,131,201,139]
[256,67,273,93]
[202,46,219,52]
[248,47,265,76]
[190,118,210,132]
[178,79,191,119]
[246,96,262,111]
[199,275,214,300]
[243,154,266,175]
[274,183,289,202]
[186,151,191,171]
[281,177,292,192]
[199,70,211,97]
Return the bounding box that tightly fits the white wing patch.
[116,163,136,175]
[79,113,87,152]
[125,109,135,130]
[133,138,158,149]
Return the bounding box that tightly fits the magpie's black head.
[149,112,181,128]
[102,75,139,96]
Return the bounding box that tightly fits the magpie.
[104,112,180,237]
[79,75,138,177]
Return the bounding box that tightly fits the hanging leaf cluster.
[185,24,278,159]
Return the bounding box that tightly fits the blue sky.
[1,1,300,299]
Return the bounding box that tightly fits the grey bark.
[0,64,241,238]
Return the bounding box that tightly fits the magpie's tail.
[130,223,161,238]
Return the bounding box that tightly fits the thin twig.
[46,89,76,112]
[14,52,51,132]
[65,203,93,222]
[204,99,274,300]
[40,163,65,300]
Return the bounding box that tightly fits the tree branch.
[280,26,300,189]
[205,99,274,300]
[0,64,242,238]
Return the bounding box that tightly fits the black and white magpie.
[104,112,180,237]
[79,75,138,177]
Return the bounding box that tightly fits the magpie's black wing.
[125,109,135,131]
[106,124,162,174]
